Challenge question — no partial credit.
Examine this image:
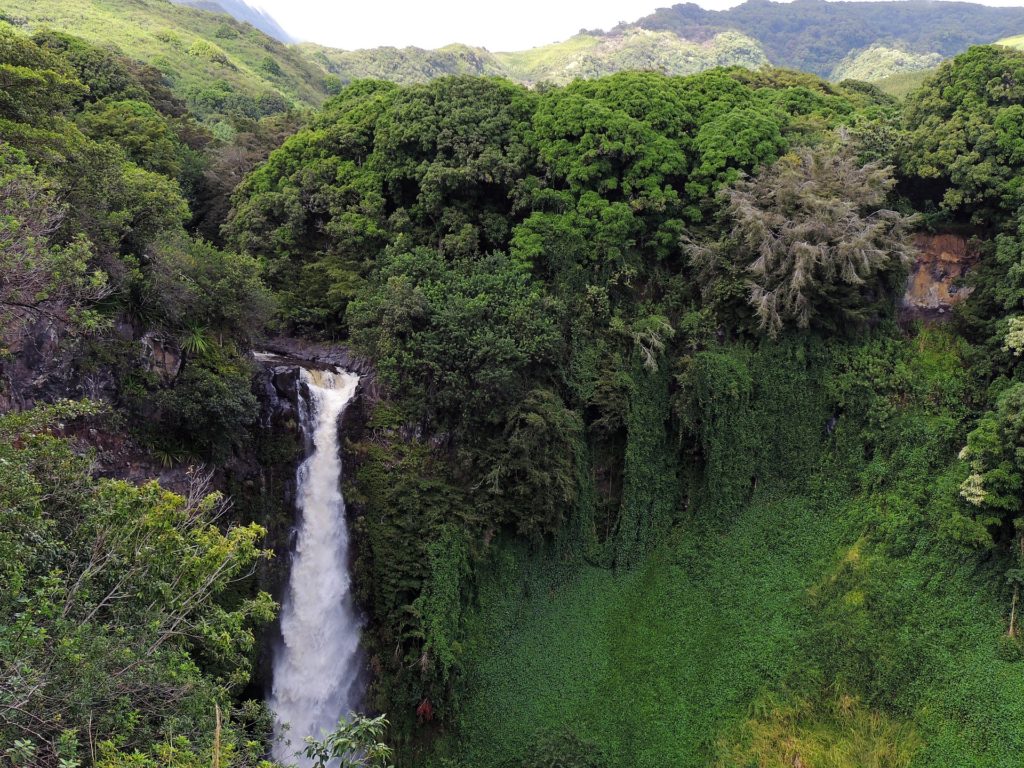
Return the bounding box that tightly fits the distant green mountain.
[304,29,768,86]
[629,0,1024,79]
[302,0,1024,90]
[7,0,1024,120]
[0,0,329,123]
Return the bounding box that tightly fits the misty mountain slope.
[170,0,293,43]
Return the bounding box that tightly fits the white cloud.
[249,0,1024,51]
[248,0,669,51]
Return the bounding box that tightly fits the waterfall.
[269,366,364,765]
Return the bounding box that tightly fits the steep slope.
[0,0,328,121]
[446,332,1023,768]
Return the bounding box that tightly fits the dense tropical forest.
[8,0,1024,765]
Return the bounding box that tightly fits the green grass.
[448,481,1023,768]
[0,0,329,119]
[448,490,851,768]
[875,68,936,99]
[996,34,1024,49]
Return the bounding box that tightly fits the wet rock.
[251,335,380,421]
[140,332,182,384]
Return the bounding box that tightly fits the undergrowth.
[434,328,1024,768]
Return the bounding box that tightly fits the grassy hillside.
[997,33,1024,50]
[494,29,767,85]
[302,30,768,87]
[874,68,936,99]
[298,42,504,85]
[832,45,942,82]
[0,0,329,121]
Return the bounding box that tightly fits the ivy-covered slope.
[450,331,1024,768]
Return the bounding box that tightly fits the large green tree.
[692,142,914,336]
[0,403,274,767]
[902,45,1024,223]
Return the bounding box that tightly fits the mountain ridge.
[169,0,293,43]
[7,0,1024,119]
[627,0,1024,77]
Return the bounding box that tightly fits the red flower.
[416,697,434,722]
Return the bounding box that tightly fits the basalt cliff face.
[901,233,979,318]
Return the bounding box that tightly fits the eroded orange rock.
[901,233,979,317]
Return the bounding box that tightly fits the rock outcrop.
[901,233,979,319]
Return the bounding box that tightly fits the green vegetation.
[0,401,275,767]
[997,33,1024,50]
[6,0,1024,126]
[0,0,328,122]
[831,45,942,82]
[447,330,1020,768]
[0,22,283,766]
[499,30,767,85]
[9,1,1024,765]
[633,0,1024,78]
[903,46,1024,222]
[222,42,1024,767]
[303,714,394,768]
[298,42,505,85]
[874,68,936,99]
[301,29,768,87]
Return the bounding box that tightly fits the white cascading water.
[270,366,363,766]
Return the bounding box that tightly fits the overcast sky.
[250,0,1024,51]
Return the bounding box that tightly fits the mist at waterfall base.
[269,367,365,766]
